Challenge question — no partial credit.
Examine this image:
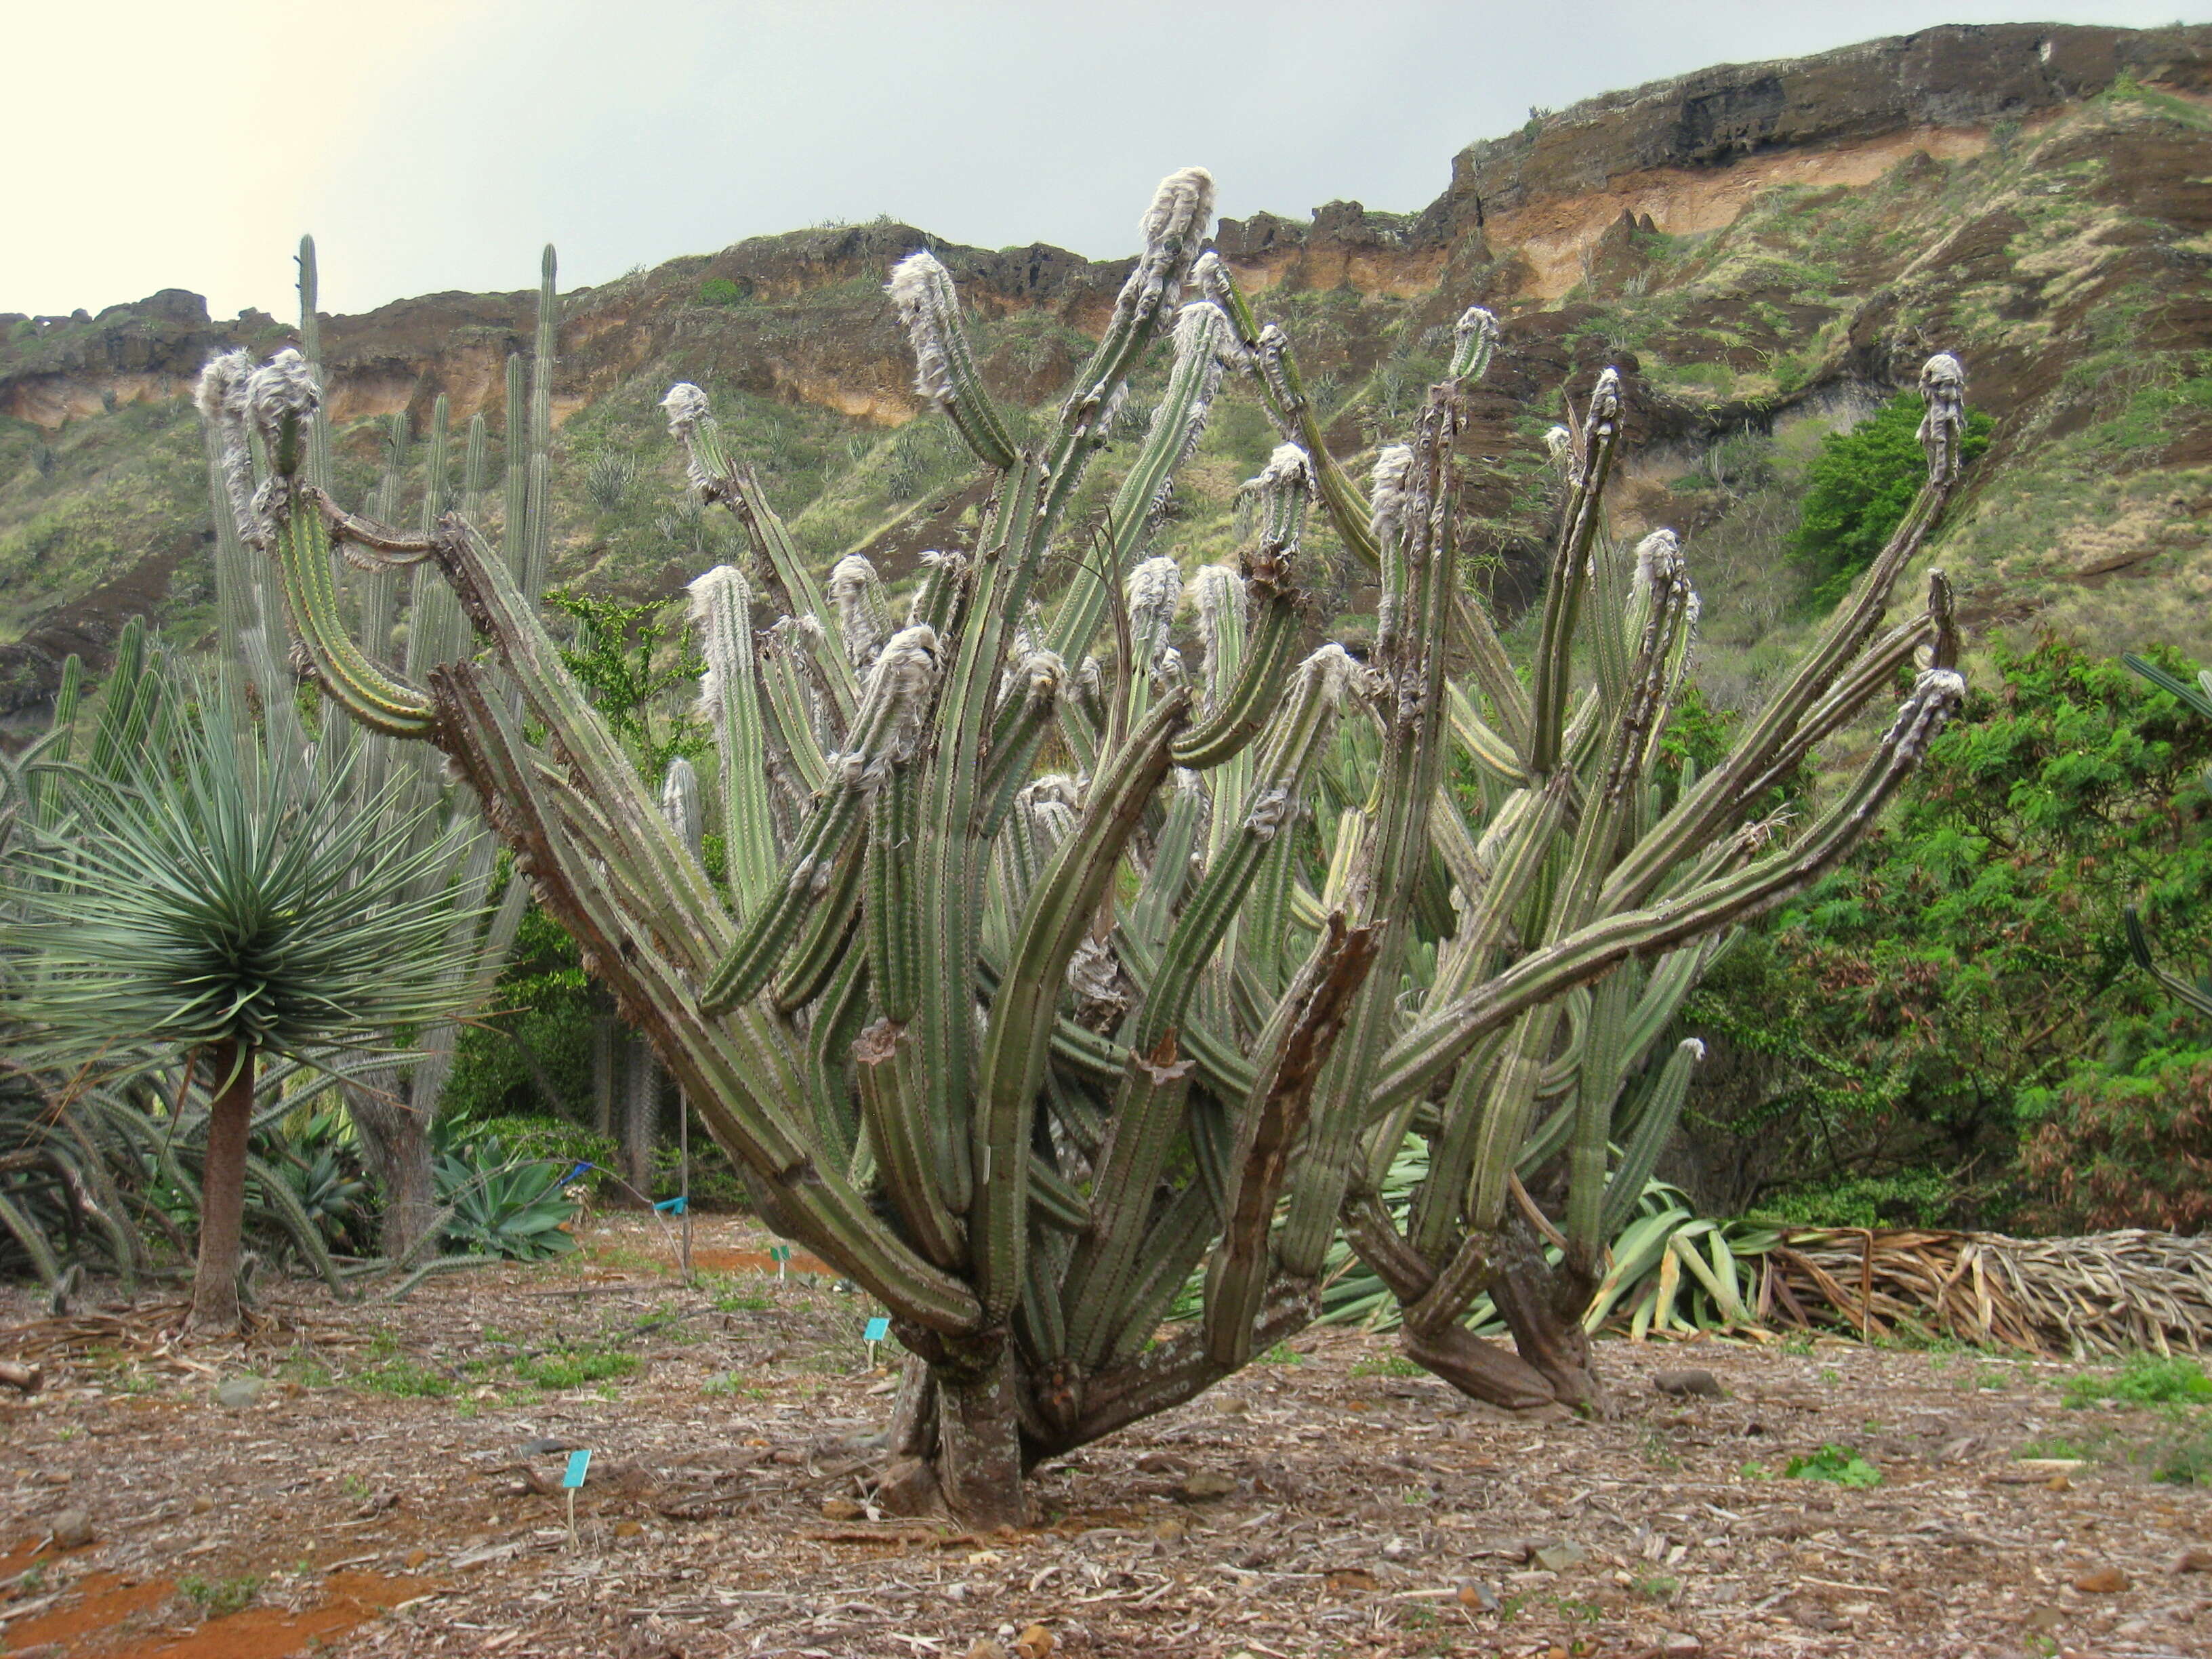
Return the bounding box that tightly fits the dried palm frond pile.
[1759,1228,2212,1358]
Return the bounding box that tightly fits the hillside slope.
[3,19,2209,720]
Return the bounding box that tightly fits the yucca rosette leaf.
[6,677,485,1072]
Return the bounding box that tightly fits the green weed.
[1349,1353,1422,1378]
[352,1359,455,1399]
[178,1573,262,1616]
[1784,1443,1882,1488]
[513,1349,638,1391]
[2063,1354,2212,1409]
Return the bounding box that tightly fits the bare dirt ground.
[3,1213,2209,1659]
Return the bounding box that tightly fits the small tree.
[211,170,1965,1519]
[5,650,484,1330]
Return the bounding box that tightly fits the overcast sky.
[7,1,2207,321]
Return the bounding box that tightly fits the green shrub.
[1792,392,1992,607]
[697,276,745,306]
[513,1348,638,1389]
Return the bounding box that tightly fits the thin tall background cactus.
[205,169,1969,1523]
[195,237,547,1262]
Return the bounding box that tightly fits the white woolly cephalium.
[1107,168,1216,345]
[1586,366,1623,429]
[1368,444,1414,550]
[1235,442,1313,550]
[1543,424,1574,470]
[1192,565,1248,698]
[685,565,755,721]
[1887,667,1967,764]
[661,383,718,496]
[1125,556,1183,671]
[1191,250,1235,317]
[885,251,962,411]
[200,348,321,549]
[1630,529,1681,601]
[195,350,258,548]
[1918,352,1968,485]
[659,756,703,856]
[844,623,941,787]
[827,554,891,671]
[1450,306,1500,382]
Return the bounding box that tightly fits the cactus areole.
[208,169,1973,1525]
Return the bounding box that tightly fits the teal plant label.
[562,1449,592,1489]
[864,1316,890,1342]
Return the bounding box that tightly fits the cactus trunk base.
[1398,1323,1556,1412]
[1488,1227,1610,1416]
[877,1341,1028,1528]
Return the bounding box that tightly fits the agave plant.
[3,638,489,1329]
[209,167,1965,1519]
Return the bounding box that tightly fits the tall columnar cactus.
[212,169,1967,1520]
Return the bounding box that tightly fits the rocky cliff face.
[4,20,2210,715]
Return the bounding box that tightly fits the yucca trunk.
[191,1037,255,1331]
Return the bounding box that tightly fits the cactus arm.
[772,833,865,1012]
[1605,366,1969,908]
[1096,1179,1216,1363]
[806,951,870,1158]
[689,567,781,919]
[1447,681,1528,787]
[1276,388,1463,1277]
[854,1019,968,1268]
[1202,913,1381,1365]
[912,455,1048,1236]
[977,653,1065,838]
[1044,302,1235,669]
[1597,1039,1704,1242]
[665,386,857,719]
[1372,667,1966,1116]
[428,657,981,1332]
[1170,575,1301,769]
[886,252,1021,470]
[972,689,1190,1320]
[865,762,924,1024]
[271,494,436,737]
[757,634,833,794]
[1528,372,1623,776]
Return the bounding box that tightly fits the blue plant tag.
[864,1317,890,1343]
[562,1449,592,1489]
[769,1244,792,1262]
[653,1195,688,1214]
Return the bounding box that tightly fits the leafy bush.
[697,276,745,306]
[1791,391,1993,607]
[2023,1048,2212,1232]
[1687,635,2212,1225]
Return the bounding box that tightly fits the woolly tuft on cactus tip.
[1368,444,1414,549]
[1631,528,1683,596]
[686,563,754,719]
[1918,352,1969,485]
[662,383,719,495]
[827,554,893,671]
[886,251,962,409]
[1449,306,1500,382]
[1126,556,1185,670]
[846,623,942,785]
[1109,167,1218,341]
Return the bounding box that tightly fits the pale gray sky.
[7,1,2207,320]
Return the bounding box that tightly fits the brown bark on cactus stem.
[191,1037,255,1332]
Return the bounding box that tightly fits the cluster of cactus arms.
[211,169,1971,1523]
[195,237,537,1263]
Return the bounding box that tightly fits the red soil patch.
[0,1544,415,1658]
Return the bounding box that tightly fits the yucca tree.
[4,640,487,1330]
[210,168,1965,1519]
[194,238,541,1259]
